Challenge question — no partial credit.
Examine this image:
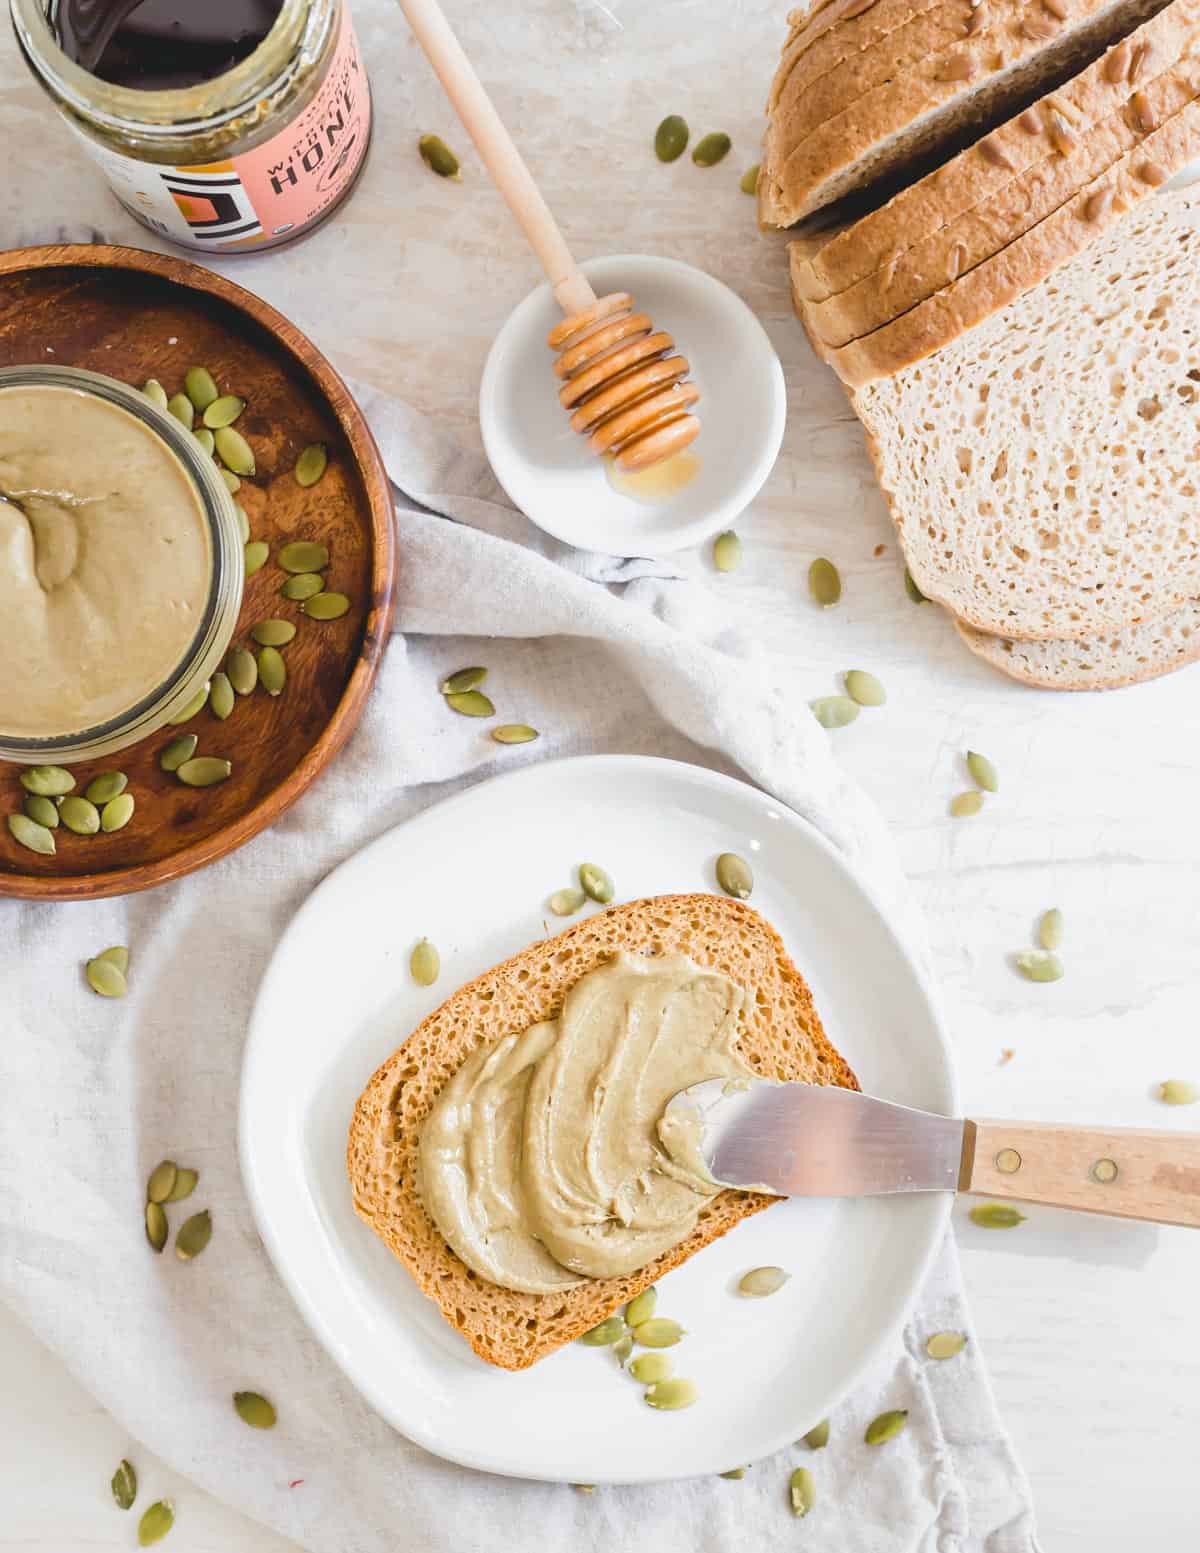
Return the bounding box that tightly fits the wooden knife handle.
[964,1119,1200,1228]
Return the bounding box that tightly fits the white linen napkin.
[0,383,1040,1553]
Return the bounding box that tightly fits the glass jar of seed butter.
[9,0,371,253]
[0,366,244,764]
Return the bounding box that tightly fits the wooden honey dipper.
[396,0,701,474]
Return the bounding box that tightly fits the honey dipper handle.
[395,0,597,315]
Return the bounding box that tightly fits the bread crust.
[957,607,1200,686]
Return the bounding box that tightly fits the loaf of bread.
[347,895,858,1370]
[957,603,1200,687]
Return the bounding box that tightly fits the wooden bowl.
[0,244,396,901]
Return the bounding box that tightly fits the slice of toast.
[347,894,858,1371]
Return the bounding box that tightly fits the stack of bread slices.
[761,0,1200,689]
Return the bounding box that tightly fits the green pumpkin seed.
[137,1500,174,1546]
[737,1265,790,1297]
[739,163,760,194]
[233,502,250,542]
[654,114,689,162]
[419,133,462,178]
[579,863,614,903]
[966,750,998,791]
[926,1330,968,1360]
[111,1458,137,1510]
[144,1201,167,1252]
[629,1353,672,1384]
[60,795,100,834]
[167,392,194,430]
[845,669,886,706]
[193,427,215,457]
[20,764,74,797]
[1160,1079,1199,1105]
[95,945,129,974]
[101,793,136,832]
[811,695,859,729]
[233,1391,277,1429]
[803,1418,830,1450]
[23,794,59,828]
[226,647,258,696]
[257,647,286,696]
[214,425,255,475]
[281,572,324,600]
[440,666,488,694]
[613,1331,635,1366]
[302,591,350,621]
[1015,949,1063,982]
[579,1315,627,1347]
[159,734,198,772]
[168,680,210,724]
[905,567,929,604]
[244,540,269,575]
[808,557,841,606]
[549,887,586,916]
[208,672,235,720]
[864,1409,908,1445]
[147,1160,178,1204]
[692,131,731,167]
[203,394,245,429]
[184,366,219,411]
[278,540,330,573]
[166,1167,198,1202]
[715,852,753,900]
[1038,907,1063,950]
[789,1466,816,1517]
[644,1377,698,1410]
[8,812,55,855]
[632,1317,685,1348]
[295,443,328,486]
[176,756,232,787]
[491,724,538,744]
[142,379,168,410]
[950,791,984,818]
[624,1287,657,1327]
[86,956,127,997]
[720,1467,748,1480]
[176,1208,212,1260]
[969,1202,1026,1229]
[221,468,241,494]
[411,938,440,986]
[85,770,128,805]
[713,530,742,572]
[250,619,297,647]
[445,689,494,717]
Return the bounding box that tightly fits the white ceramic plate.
[240,756,955,1483]
[479,256,786,557]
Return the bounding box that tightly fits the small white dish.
[479,255,787,557]
[240,755,955,1484]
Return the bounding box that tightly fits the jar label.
[66,7,371,252]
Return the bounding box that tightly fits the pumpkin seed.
[101,793,136,832]
[159,734,198,772]
[905,566,929,603]
[176,756,232,787]
[713,530,742,572]
[950,791,984,818]
[549,887,586,916]
[613,1331,635,1366]
[302,591,350,621]
[193,426,215,458]
[184,367,218,410]
[808,557,841,606]
[926,1330,967,1360]
[221,468,241,494]
[203,394,245,429]
[632,1317,685,1348]
[226,646,258,696]
[629,1352,672,1384]
[624,1286,657,1327]
[789,1466,815,1517]
[95,945,129,974]
[144,1201,167,1253]
[281,572,324,601]
[739,162,760,194]
[147,1160,178,1204]
[111,1458,137,1510]
[579,1315,627,1347]
[257,647,286,696]
[168,680,210,724]
[419,133,461,178]
[1015,949,1063,982]
[278,540,330,573]
[803,1418,830,1450]
[233,1391,277,1429]
[210,673,235,720]
[1160,1079,1199,1105]
[244,540,269,576]
[142,379,168,410]
[60,795,100,834]
[720,1467,748,1479]
[655,114,689,162]
[137,1500,174,1546]
[411,938,440,986]
[966,750,998,791]
[811,695,859,729]
[20,764,74,796]
[167,392,194,429]
[23,794,59,828]
[715,852,753,899]
[969,1202,1026,1228]
[737,1265,789,1297]
[579,862,614,903]
[166,1167,198,1202]
[573,1484,595,1494]
[692,131,731,166]
[845,669,886,706]
[176,1208,212,1261]
[440,666,488,694]
[214,425,255,475]
[8,812,55,855]
[445,689,494,717]
[1038,907,1064,951]
[233,502,250,542]
[87,956,127,997]
[491,724,538,744]
[864,1409,908,1445]
[295,443,328,486]
[644,1377,698,1410]
[84,770,127,804]
[250,619,297,647]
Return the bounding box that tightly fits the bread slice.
[347,895,858,1371]
[760,0,1172,225]
[957,603,1200,686]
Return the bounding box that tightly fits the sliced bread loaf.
[958,604,1200,686]
[347,894,858,1370]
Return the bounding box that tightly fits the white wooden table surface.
[2,1,1198,1547]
